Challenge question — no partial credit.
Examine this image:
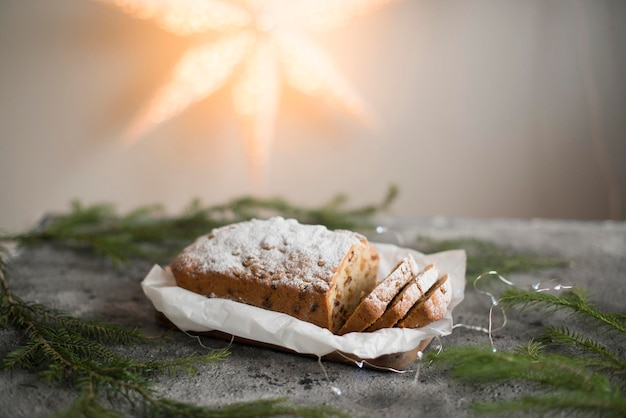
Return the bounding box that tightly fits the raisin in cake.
[367,264,440,332]
[396,274,451,329]
[170,217,380,334]
[338,255,419,335]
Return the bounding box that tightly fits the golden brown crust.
[170,217,453,336]
[367,264,439,332]
[338,255,419,335]
[396,274,451,329]
[170,217,379,332]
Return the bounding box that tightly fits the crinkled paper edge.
[141,243,466,359]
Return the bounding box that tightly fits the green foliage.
[542,326,626,377]
[0,190,396,417]
[429,343,626,417]
[410,233,623,416]
[0,246,351,417]
[428,287,626,416]
[140,398,351,418]
[414,236,570,278]
[500,287,625,334]
[502,288,626,381]
[7,189,620,416]
[5,186,397,265]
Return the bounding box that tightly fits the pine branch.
[413,236,570,278]
[1,261,345,417]
[427,343,625,416]
[0,189,391,417]
[473,390,626,417]
[52,390,122,418]
[426,277,626,417]
[429,343,613,392]
[541,326,626,376]
[500,287,626,335]
[140,397,351,418]
[3,187,397,265]
[54,393,348,418]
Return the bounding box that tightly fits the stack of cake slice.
[339,255,451,335]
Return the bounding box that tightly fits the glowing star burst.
[97,0,393,185]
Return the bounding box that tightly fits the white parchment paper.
[141,243,466,359]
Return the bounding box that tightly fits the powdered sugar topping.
[370,256,418,302]
[175,217,364,290]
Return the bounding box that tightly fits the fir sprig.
[428,342,626,416]
[414,236,570,278]
[428,286,626,416]
[542,326,626,376]
[4,186,397,265]
[135,397,349,418]
[499,287,626,335]
[0,190,395,417]
[474,388,626,417]
[502,288,626,382]
[0,245,349,417]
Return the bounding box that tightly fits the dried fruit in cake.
[170,217,380,334]
[396,274,451,329]
[367,264,439,332]
[338,255,419,335]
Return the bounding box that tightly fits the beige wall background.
[1,0,625,232]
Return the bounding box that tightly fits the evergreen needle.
[0,189,399,417]
[473,390,626,417]
[428,283,626,416]
[2,187,397,265]
[500,288,626,334]
[0,265,347,418]
[428,344,625,416]
[542,325,626,374]
[413,236,569,278]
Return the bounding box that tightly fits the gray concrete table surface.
[1,217,625,417]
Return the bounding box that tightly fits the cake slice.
[338,255,419,335]
[396,274,452,329]
[367,264,439,332]
[170,217,380,334]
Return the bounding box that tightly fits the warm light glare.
[149,31,254,125]
[108,0,251,34]
[98,0,395,184]
[296,0,396,32]
[232,37,280,189]
[276,32,375,126]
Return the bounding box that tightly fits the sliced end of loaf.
[329,239,379,334]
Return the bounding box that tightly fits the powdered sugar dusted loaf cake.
[170,217,380,334]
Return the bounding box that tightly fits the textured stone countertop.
[1,217,624,417]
